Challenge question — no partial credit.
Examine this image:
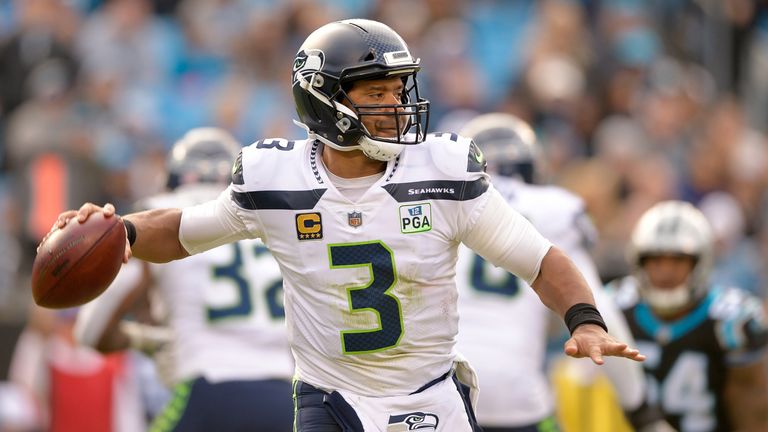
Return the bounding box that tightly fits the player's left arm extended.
[725,356,768,431]
[461,189,643,363]
[562,222,652,413]
[177,187,255,255]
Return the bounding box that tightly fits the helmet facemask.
[332,72,429,160]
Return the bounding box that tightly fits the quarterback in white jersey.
[204,131,535,397]
[455,113,669,432]
[74,128,293,431]
[50,20,644,431]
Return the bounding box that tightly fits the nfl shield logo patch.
[348,211,363,227]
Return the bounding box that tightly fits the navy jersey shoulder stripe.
[231,189,326,210]
[382,178,489,202]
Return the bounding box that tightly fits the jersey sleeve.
[460,187,552,285]
[180,143,280,254]
[712,288,768,366]
[179,187,256,255]
[432,134,552,285]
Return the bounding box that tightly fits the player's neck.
[321,145,386,178]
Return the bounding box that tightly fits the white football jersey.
[180,134,551,397]
[145,184,293,384]
[455,177,598,426]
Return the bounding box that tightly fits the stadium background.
[0,0,766,430]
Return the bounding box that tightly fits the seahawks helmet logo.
[388,412,439,431]
[293,49,325,84]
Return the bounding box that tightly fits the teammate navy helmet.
[459,113,538,183]
[627,201,715,316]
[291,19,430,161]
[166,127,242,189]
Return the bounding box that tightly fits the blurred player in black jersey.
[610,200,768,432]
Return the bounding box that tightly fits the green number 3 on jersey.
[329,241,404,354]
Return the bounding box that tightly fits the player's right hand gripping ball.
[32,213,126,309]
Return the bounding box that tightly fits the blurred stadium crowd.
[1,0,767,429]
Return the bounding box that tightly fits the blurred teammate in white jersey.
[49,19,644,431]
[455,113,670,432]
[74,128,293,431]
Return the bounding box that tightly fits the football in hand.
[32,213,126,309]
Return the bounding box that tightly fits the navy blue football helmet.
[459,113,538,183]
[292,19,430,161]
[166,127,241,189]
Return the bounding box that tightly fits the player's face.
[343,77,407,139]
[641,255,695,289]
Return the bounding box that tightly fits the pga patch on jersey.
[399,203,432,234]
